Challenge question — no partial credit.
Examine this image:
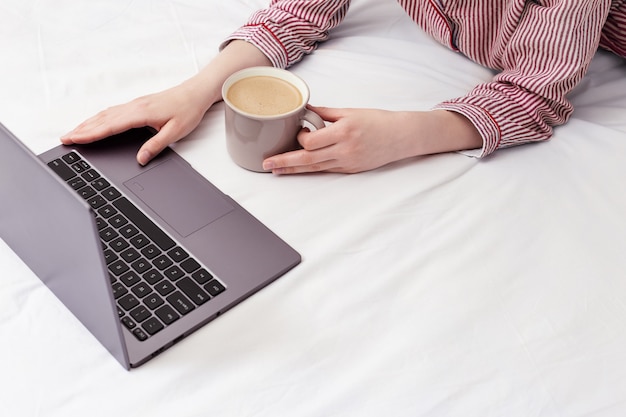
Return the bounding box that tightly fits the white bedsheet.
[1,1,626,416]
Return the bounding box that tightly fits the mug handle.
[301,109,326,131]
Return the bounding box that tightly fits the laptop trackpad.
[124,158,234,237]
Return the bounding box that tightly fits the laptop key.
[154,280,175,296]
[87,195,106,210]
[78,185,96,200]
[81,169,99,182]
[130,305,150,323]
[191,268,213,284]
[153,254,173,271]
[47,158,76,181]
[164,265,184,281]
[61,152,80,165]
[120,270,141,287]
[142,317,164,335]
[131,282,151,298]
[110,237,129,253]
[144,293,164,310]
[95,217,107,230]
[166,291,195,315]
[120,224,139,239]
[167,247,188,262]
[99,227,119,242]
[108,214,128,228]
[177,277,210,306]
[118,293,139,311]
[155,305,180,325]
[91,177,110,191]
[129,234,149,249]
[102,187,122,201]
[71,160,90,173]
[120,247,141,263]
[140,244,160,259]
[98,205,117,219]
[205,280,226,297]
[108,260,130,276]
[131,258,152,274]
[67,177,86,190]
[111,282,127,299]
[103,249,118,264]
[132,328,148,341]
[143,269,163,285]
[121,316,136,330]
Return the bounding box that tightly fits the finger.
[297,128,330,151]
[61,106,152,145]
[262,148,338,174]
[136,121,182,165]
[270,158,340,174]
[60,117,115,145]
[297,119,344,151]
[306,105,346,123]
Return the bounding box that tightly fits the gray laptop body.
[0,123,301,369]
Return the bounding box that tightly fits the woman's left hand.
[262,105,484,174]
[262,105,419,174]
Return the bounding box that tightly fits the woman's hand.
[60,40,272,166]
[61,83,212,165]
[262,106,484,174]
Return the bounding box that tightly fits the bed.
[2,1,626,416]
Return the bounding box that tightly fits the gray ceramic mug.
[222,67,325,172]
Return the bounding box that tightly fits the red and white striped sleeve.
[224,0,625,157]
[599,1,626,57]
[432,0,618,157]
[222,0,351,69]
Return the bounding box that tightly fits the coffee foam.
[227,76,302,116]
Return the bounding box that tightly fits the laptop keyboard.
[47,151,226,341]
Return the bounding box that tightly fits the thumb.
[136,122,181,165]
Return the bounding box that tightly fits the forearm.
[395,110,483,158]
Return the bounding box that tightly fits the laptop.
[0,122,301,369]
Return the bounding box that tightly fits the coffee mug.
[222,67,325,172]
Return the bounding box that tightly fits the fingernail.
[138,150,151,166]
[263,160,274,171]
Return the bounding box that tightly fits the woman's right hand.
[61,40,273,165]
[60,82,213,165]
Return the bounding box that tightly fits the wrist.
[182,40,273,111]
[400,110,483,157]
[178,73,221,112]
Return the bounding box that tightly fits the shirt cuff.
[432,102,502,158]
[220,25,289,69]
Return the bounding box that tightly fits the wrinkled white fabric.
[1,1,625,416]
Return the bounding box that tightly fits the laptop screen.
[0,123,130,369]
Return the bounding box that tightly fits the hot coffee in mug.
[222,67,325,172]
[226,75,303,116]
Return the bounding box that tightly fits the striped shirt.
[225,0,626,156]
